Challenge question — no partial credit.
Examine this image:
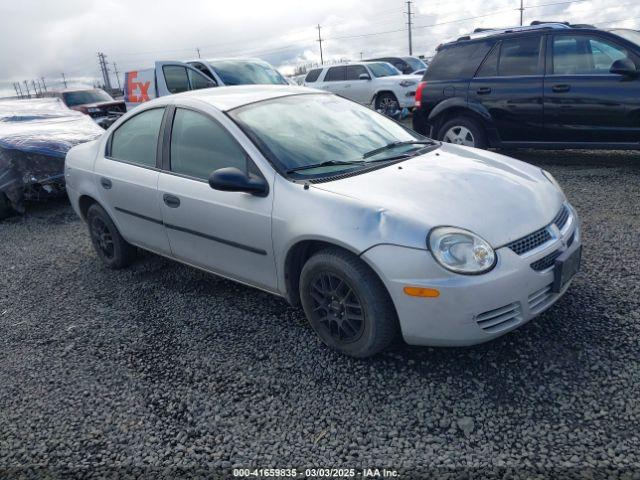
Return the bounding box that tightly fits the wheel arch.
[428,99,493,139]
[78,194,100,221]
[283,239,395,311]
[372,89,399,107]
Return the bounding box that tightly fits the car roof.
[154,84,326,111]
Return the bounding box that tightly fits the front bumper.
[361,206,581,346]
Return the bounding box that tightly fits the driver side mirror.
[209,167,269,197]
[358,73,371,80]
[610,57,638,77]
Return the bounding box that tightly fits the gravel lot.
[0,150,639,479]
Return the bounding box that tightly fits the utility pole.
[113,63,122,90]
[40,77,47,92]
[360,51,363,60]
[196,47,201,58]
[23,81,31,98]
[97,52,113,91]
[61,72,68,88]
[519,0,524,26]
[406,0,414,55]
[316,24,324,65]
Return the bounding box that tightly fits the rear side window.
[476,44,499,77]
[305,68,322,82]
[170,108,246,180]
[426,41,493,80]
[110,108,164,167]
[163,66,190,93]
[499,36,541,76]
[346,65,368,80]
[325,66,346,81]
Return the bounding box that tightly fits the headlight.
[428,227,496,274]
[399,80,417,87]
[541,169,563,193]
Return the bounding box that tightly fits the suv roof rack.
[453,22,570,42]
[530,20,596,28]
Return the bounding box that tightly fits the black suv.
[412,23,640,149]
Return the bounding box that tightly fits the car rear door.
[543,32,640,143]
[156,104,277,291]
[94,106,172,255]
[154,61,217,97]
[469,34,545,142]
[319,66,348,96]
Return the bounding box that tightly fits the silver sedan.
[65,85,582,357]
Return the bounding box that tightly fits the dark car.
[365,56,426,74]
[54,89,126,128]
[412,22,640,149]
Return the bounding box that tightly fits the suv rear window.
[426,41,493,80]
[305,68,322,82]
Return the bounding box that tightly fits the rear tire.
[438,116,487,149]
[299,248,398,358]
[87,204,136,269]
[0,193,14,221]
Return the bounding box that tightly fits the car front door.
[157,105,277,291]
[344,65,374,104]
[94,107,172,255]
[543,33,640,143]
[469,34,545,142]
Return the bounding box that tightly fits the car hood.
[310,143,565,248]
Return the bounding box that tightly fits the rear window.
[305,69,322,83]
[426,41,493,80]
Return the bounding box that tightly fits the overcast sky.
[1,0,639,96]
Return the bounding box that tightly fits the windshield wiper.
[286,159,365,174]
[362,140,435,159]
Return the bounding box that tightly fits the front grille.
[566,231,575,248]
[476,302,522,333]
[530,250,561,271]
[507,227,551,255]
[528,283,554,313]
[553,204,570,230]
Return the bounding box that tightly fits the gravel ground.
[0,150,639,479]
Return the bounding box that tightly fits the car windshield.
[230,93,433,177]
[367,62,402,77]
[609,29,640,47]
[62,90,113,106]
[207,60,288,85]
[402,56,426,71]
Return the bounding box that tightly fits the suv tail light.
[415,81,426,108]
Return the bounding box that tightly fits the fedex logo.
[125,71,153,103]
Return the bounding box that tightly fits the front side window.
[110,108,165,167]
[367,62,401,77]
[188,69,216,90]
[499,36,541,76]
[553,35,629,74]
[325,66,346,81]
[346,65,369,80]
[207,60,287,85]
[170,108,246,180]
[230,94,431,178]
[163,66,190,93]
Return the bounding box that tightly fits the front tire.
[299,248,398,358]
[375,92,399,112]
[87,204,136,269]
[438,116,487,149]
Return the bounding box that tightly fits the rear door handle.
[163,194,180,208]
[100,177,112,189]
[476,87,492,95]
[552,84,571,93]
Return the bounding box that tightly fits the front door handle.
[163,194,181,208]
[476,87,492,95]
[552,84,571,93]
[100,177,112,189]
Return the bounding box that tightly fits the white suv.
[303,62,421,110]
